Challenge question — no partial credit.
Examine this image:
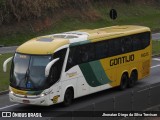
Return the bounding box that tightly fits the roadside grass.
[1,4,160,46]
[0,53,13,91]
[0,41,159,92]
[152,40,160,55]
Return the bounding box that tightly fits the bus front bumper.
[9,91,52,106]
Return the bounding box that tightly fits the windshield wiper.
[26,68,38,89]
[25,69,29,81]
[17,69,29,88]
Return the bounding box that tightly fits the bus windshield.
[11,53,52,90]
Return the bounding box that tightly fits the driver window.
[49,48,67,85]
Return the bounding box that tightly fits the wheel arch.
[121,70,129,78]
[119,70,129,90]
[130,68,138,78]
[62,85,75,102]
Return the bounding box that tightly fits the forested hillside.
[0,0,160,46]
[0,0,159,25]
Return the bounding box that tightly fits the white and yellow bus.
[3,25,151,106]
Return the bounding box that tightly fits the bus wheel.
[128,71,138,88]
[119,73,128,90]
[63,88,74,106]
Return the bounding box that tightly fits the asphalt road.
[0,46,17,54]
[0,33,160,54]
[0,57,160,120]
[152,33,160,40]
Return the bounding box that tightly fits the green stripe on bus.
[90,61,111,84]
[70,40,91,47]
[79,60,111,87]
[79,62,101,87]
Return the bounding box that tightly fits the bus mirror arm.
[45,58,60,77]
[3,57,13,72]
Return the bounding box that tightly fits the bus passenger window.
[87,44,95,61]
[132,35,142,51]
[66,46,80,71]
[80,45,89,63]
[95,41,108,59]
[109,39,122,56]
[79,44,95,63]
[68,47,77,66]
[122,37,132,53]
[140,32,150,49]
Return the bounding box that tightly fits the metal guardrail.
[72,82,160,112]
[50,82,160,119]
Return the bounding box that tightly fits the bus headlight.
[40,90,52,97]
[40,93,45,97]
[9,89,14,94]
[40,92,50,97]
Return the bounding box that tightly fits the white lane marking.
[0,104,18,110]
[152,58,160,61]
[151,65,160,69]
[151,58,160,68]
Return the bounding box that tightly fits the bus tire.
[63,88,74,106]
[128,70,138,88]
[119,73,128,90]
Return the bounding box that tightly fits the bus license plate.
[23,100,30,104]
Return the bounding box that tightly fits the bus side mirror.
[45,58,59,77]
[3,57,13,72]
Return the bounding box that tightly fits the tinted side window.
[65,32,150,71]
[79,44,95,63]
[141,32,150,49]
[132,32,150,51]
[108,39,122,56]
[95,41,108,59]
[121,37,132,53]
[66,46,79,71]
[66,43,96,71]
[132,35,142,51]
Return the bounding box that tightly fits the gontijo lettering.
[110,54,135,66]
